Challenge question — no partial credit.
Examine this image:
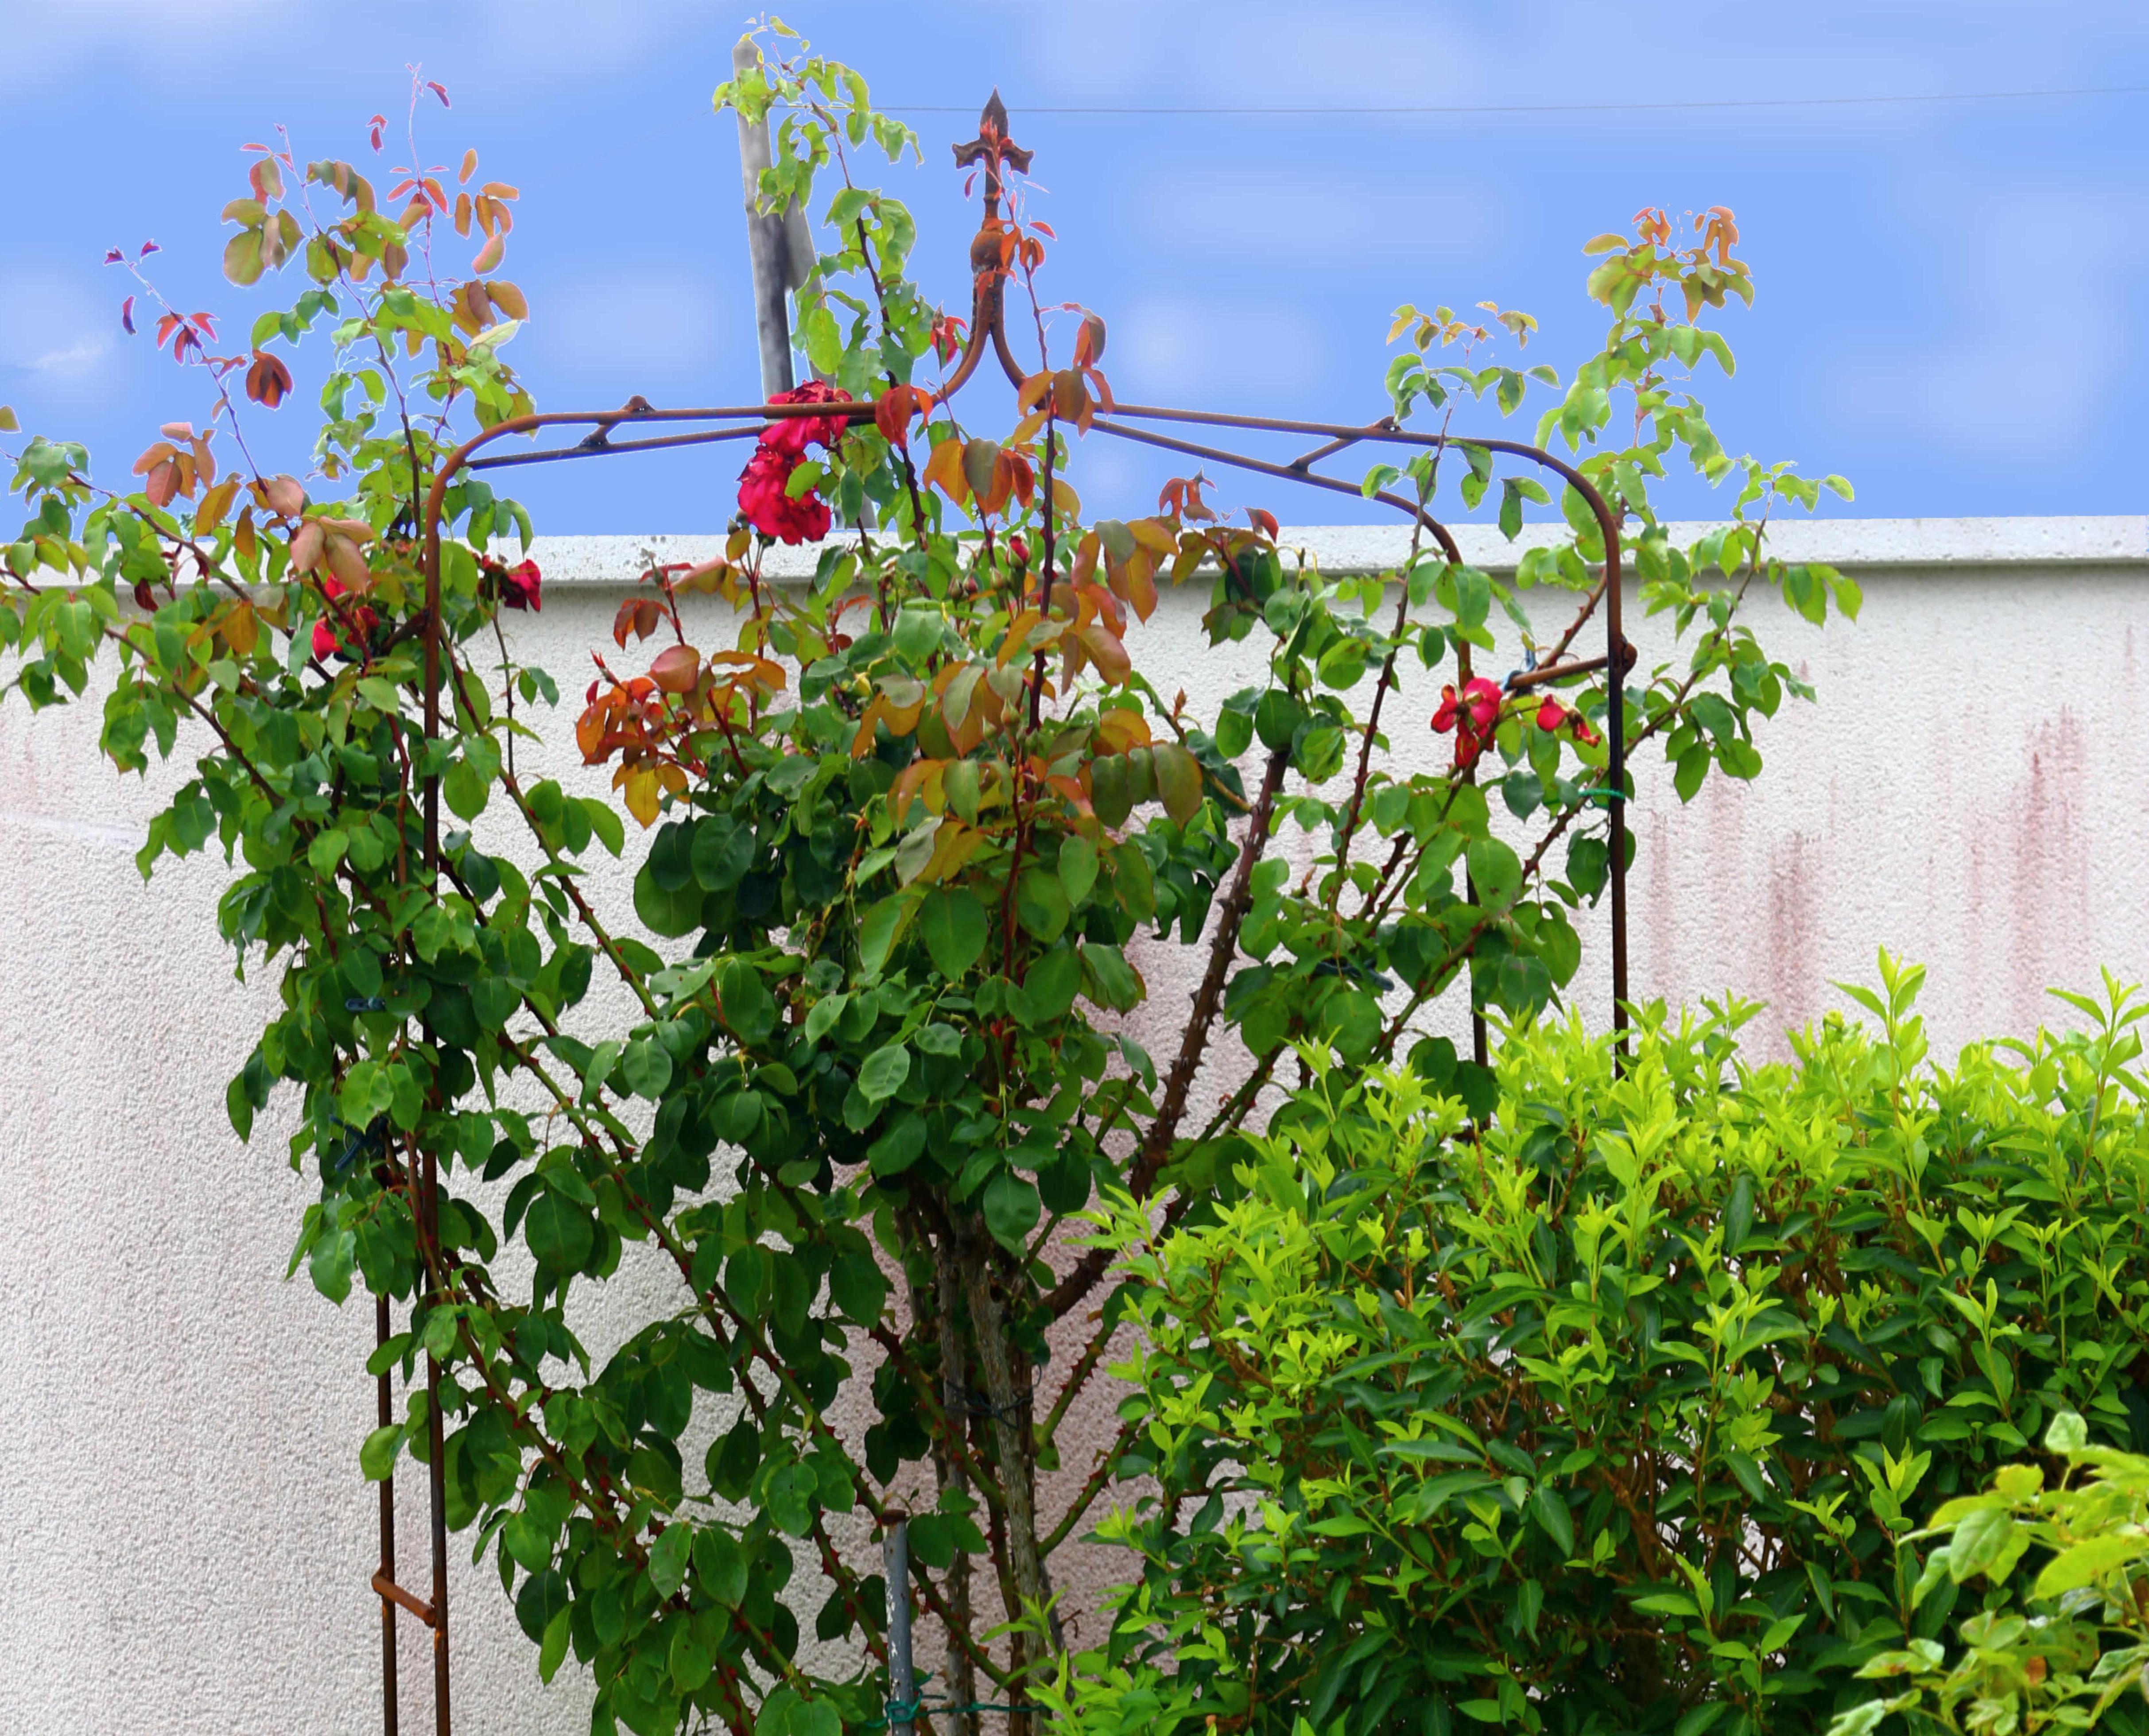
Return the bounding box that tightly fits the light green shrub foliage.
[1828,1409,2149,1736]
[1049,959,2149,1736]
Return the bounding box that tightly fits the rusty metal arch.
[388,91,1633,1734]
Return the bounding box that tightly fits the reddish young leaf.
[245,350,293,408]
[259,474,306,517]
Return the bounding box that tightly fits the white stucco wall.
[0,515,2142,1732]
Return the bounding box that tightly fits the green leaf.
[515,1567,569,1644]
[858,893,913,977]
[693,1527,749,1608]
[538,1606,570,1684]
[647,1522,692,1597]
[857,1043,911,1103]
[619,1037,673,1100]
[983,1171,1041,1248]
[524,1191,596,1274]
[1532,1483,1575,1556]
[1152,742,1203,820]
[1466,836,1522,910]
[802,304,842,375]
[1021,948,1080,1024]
[893,602,943,663]
[1015,868,1070,943]
[634,861,704,939]
[1057,834,1098,907]
[360,1424,403,1481]
[2033,1532,2139,1597]
[804,992,847,1046]
[1947,1504,2014,1582]
[919,886,988,978]
[2045,1410,2089,1454]
[307,829,350,875]
[692,816,753,890]
[718,959,776,1045]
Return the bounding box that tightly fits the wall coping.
[520,515,2149,586]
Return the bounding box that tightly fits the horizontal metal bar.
[1506,653,1608,690]
[1285,417,1397,473]
[372,1570,437,1629]
[467,426,760,473]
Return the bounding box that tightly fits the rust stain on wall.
[1765,831,1819,1048]
[2009,707,2089,1033]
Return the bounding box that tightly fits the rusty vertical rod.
[376,1290,399,1736]
[423,1140,450,1736]
[416,290,452,1736]
[1603,540,1628,1042]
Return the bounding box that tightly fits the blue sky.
[3,1,2145,533]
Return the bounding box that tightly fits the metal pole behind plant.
[884,1519,917,1736]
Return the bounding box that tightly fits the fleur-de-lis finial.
[951,88,1033,223]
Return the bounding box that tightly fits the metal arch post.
[371,85,1653,1720]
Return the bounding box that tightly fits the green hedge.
[1048,959,2149,1736]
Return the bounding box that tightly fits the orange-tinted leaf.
[471,232,504,274]
[195,476,239,534]
[922,437,969,505]
[1078,623,1131,685]
[649,644,700,694]
[1074,312,1107,367]
[458,147,479,186]
[221,599,259,655]
[1052,369,1087,421]
[486,280,528,320]
[1094,708,1152,753]
[324,533,371,592]
[619,763,661,827]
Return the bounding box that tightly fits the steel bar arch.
[382,89,1634,1734]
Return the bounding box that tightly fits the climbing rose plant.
[0,27,1854,1736]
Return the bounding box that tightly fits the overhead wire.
[882,82,2148,117]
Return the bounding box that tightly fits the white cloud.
[1115,291,1329,397]
[527,264,731,384]
[0,269,119,385]
[1810,173,2148,456]
[1018,0,1487,108]
[1127,162,1493,257]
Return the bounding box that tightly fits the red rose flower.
[310,577,378,660]
[756,379,853,459]
[1536,698,1568,732]
[501,558,542,612]
[1462,677,1501,732]
[737,443,833,545]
